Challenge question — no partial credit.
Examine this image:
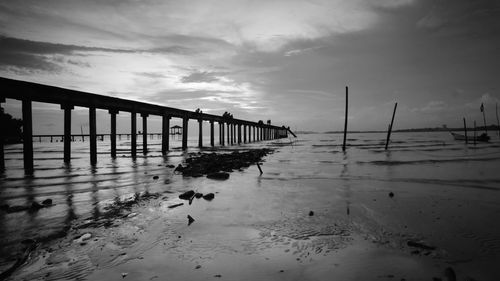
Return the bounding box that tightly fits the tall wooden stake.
[385,102,398,150]
[342,86,348,152]
[463,117,468,144]
[482,105,488,134]
[473,121,477,146]
[496,102,499,138]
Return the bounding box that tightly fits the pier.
[0,77,289,174]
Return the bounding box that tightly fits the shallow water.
[1,132,500,280]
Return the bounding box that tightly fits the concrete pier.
[0,77,288,173]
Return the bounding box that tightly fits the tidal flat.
[1,132,500,280]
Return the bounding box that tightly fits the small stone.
[127,213,138,218]
[214,274,222,278]
[389,192,394,198]
[30,201,44,210]
[207,172,230,180]
[80,233,92,241]
[153,176,159,180]
[42,199,53,206]
[308,211,314,216]
[195,193,203,199]
[203,193,215,201]
[188,215,195,225]
[122,272,128,278]
[179,190,195,200]
[195,265,201,269]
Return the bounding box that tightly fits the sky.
[1,0,499,134]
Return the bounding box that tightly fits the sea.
[1,131,500,280]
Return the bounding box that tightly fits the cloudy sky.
[1,0,499,133]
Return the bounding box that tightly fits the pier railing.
[0,77,288,174]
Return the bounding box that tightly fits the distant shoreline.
[295,125,500,135]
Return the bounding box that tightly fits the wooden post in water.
[21,99,34,174]
[210,121,215,147]
[131,111,137,158]
[385,102,398,150]
[141,113,148,155]
[109,110,118,158]
[62,104,73,163]
[463,117,468,144]
[219,122,224,146]
[161,114,170,155]
[496,102,499,138]
[0,98,5,171]
[473,121,477,146]
[89,106,97,165]
[342,86,348,152]
[182,117,188,150]
[227,123,230,145]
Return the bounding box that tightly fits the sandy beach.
[1,132,500,281]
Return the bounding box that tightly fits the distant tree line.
[0,108,23,143]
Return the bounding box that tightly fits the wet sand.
[3,133,500,280]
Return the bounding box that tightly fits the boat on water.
[450,132,490,142]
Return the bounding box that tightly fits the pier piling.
[141,113,148,154]
[162,114,170,155]
[62,104,73,163]
[182,117,188,150]
[110,110,118,158]
[89,107,97,165]
[198,119,203,148]
[22,99,34,174]
[210,121,215,147]
[131,111,137,158]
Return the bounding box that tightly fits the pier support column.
[61,104,74,163]
[198,119,203,148]
[219,122,224,146]
[89,106,97,165]
[0,98,5,171]
[182,117,188,150]
[227,123,230,145]
[131,111,137,158]
[238,124,241,144]
[141,113,148,155]
[230,123,233,145]
[21,100,34,174]
[109,110,118,158]
[253,126,255,142]
[210,121,215,147]
[161,114,170,155]
[243,125,247,143]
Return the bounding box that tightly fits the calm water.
[1,131,500,279]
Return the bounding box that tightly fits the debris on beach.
[308,211,314,216]
[179,190,195,200]
[203,193,215,201]
[174,149,272,178]
[168,203,184,209]
[121,272,128,278]
[389,192,394,198]
[187,215,195,225]
[407,240,436,250]
[207,172,230,180]
[42,199,53,206]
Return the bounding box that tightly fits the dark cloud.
[0,35,197,72]
[180,71,227,83]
